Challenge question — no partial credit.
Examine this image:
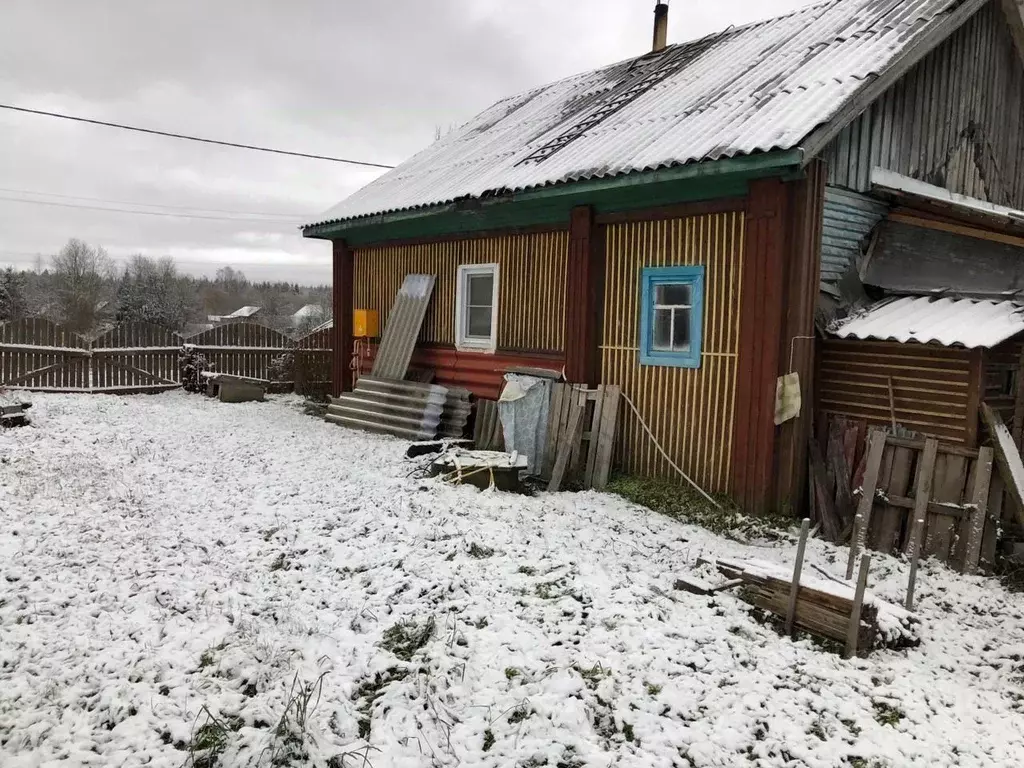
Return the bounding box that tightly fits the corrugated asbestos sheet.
[308,0,978,226]
[830,296,1024,348]
[371,274,436,380]
[326,376,471,440]
[820,187,889,296]
[823,2,1024,208]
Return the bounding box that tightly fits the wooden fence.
[0,318,331,395]
[812,415,1014,572]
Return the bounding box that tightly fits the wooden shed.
[305,0,1024,515]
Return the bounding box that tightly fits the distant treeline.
[0,238,332,336]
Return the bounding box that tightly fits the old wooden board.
[905,438,939,610]
[591,385,621,491]
[925,452,968,562]
[872,443,914,554]
[548,393,585,492]
[980,402,1024,526]
[847,430,887,579]
[981,472,1005,570]
[962,446,994,574]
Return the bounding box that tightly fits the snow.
[2,392,1024,767]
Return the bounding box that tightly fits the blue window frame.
[639,266,705,368]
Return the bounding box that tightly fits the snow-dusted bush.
[178,344,209,393]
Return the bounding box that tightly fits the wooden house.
[304,0,1024,515]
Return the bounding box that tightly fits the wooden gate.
[188,322,293,382]
[0,318,90,391]
[92,322,182,393]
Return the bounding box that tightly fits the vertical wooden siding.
[353,231,568,353]
[601,211,745,493]
[823,2,1024,208]
[984,339,1022,425]
[818,339,974,444]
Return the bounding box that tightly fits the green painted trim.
[304,150,804,244]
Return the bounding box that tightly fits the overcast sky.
[0,0,817,284]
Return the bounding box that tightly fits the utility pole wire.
[0,185,310,219]
[0,194,306,224]
[0,103,396,169]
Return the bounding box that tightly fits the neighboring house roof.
[229,306,261,318]
[292,304,325,320]
[308,0,983,227]
[829,296,1024,348]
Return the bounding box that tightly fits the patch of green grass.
[645,682,662,696]
[483,728,495,752]
[606,474,793,539]
[517,565,537,576]
[872,701,904,727]
[622,723,636,743]
[351,667,408,741]
[380,617,435,662]
[508,705,531,725]
[505,667,521,681]
[841,718,862,737]
[468,542,495,559]
[808,716,828,742]
[189,708,243,768]
[269,553,289,572]
[573,663,609,690]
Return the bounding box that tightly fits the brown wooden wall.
[352,231,568,353]
[600,210,746,493]
[818,339,977,444]
[984,338,1023,428]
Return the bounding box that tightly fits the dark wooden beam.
[332,239,354,397]
[564,206,602,385]
[732,178,789,513]
[775,160,826,514]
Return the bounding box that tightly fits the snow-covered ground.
[1,392,1023,767]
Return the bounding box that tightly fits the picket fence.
[0,318,331,395]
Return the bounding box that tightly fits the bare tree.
[51,239,114,334]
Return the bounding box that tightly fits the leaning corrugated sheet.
[820,187,889,296]
[830,297,1024,348]
[308,0,976,226]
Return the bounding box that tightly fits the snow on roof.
[871,167,1024,226]
[307,0,976,227]
[292,304,324,319]
[229,306,261,318]
[829,296,1024,348]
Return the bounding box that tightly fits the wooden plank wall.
[352,230,569,353]
[600,210,745,493]
[984,339,1022,426]
[818,339,974,444]
[822,1,1024,208]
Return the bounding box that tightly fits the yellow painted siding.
[353,231,568,352]
[601,212,745,492]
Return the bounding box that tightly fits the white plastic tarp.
[497,374,551,475]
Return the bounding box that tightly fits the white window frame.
[455,263,499,352]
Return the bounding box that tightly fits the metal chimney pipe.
[652,2,669,53]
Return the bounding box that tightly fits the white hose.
[619,391,723,510]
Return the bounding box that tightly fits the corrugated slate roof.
[308,0,976,227]
[829,296,1024,348]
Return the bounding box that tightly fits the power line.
[0,186,311,219]
[0,103,396,169]
[0,194,306,224]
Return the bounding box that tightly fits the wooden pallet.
[544,383,621,491]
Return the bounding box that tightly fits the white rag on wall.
[497,374,551,475]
